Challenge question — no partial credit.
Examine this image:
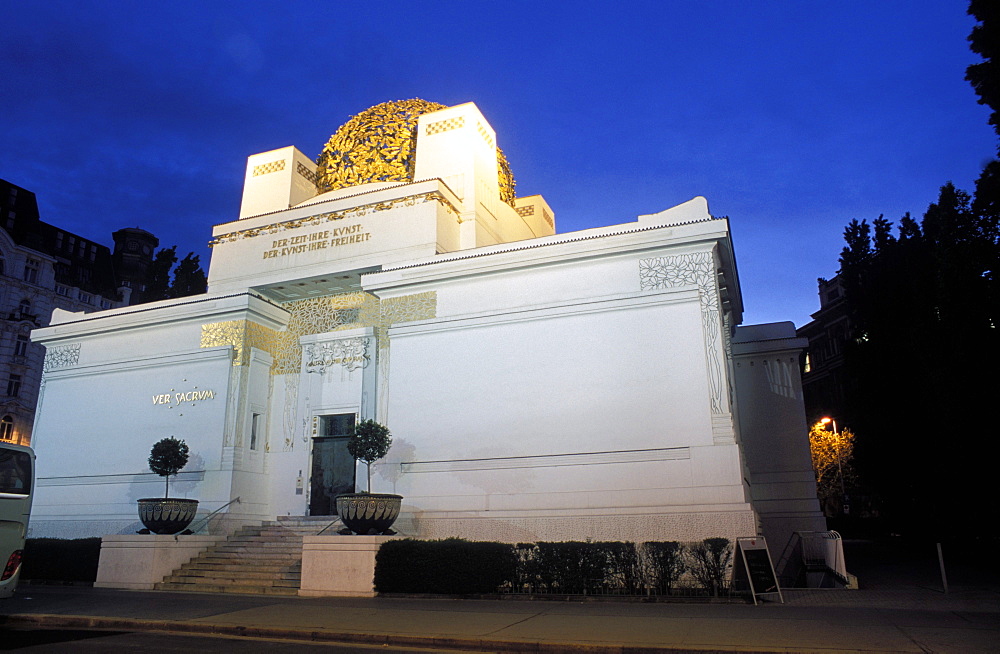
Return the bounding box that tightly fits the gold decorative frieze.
[376,292,436,350]
[200,291,436,376]
[253,159,286,177]
[200,320,284,367]
[516,205,535,217]
[208,191,460,247]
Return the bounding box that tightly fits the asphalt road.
[0,627,477,653]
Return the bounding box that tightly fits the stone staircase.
[155,516,341,595]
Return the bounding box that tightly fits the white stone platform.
[94,535,222,590]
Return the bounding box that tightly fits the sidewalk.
[2,583,998,653]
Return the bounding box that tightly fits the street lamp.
[820,417,848,515]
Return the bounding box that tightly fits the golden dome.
[316,99,516,206]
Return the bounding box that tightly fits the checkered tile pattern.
[296,162,318,184]
[253,159,286,177]
[425,116,465,135]
[477,122,495,148]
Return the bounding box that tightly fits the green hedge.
[374,538,731,596]
[374,538,517,594]
[526,541,641,594]
[22,538,101,582]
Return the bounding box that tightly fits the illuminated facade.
[29,101,824,548]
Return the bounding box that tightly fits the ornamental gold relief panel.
[200,290,436,375]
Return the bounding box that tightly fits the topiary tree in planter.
[336,419,402,535]
[346,419,392,493]
[148,436,190,499]
[137,437,198,535]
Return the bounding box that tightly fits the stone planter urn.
[137,498,199,535]
[335,493,402,535]
[140,437,197,535]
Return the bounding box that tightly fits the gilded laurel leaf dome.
[316,99,516,206]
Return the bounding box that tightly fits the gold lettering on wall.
[262,225,372,259]
[152,388,217,407]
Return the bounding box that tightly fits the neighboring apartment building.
[797,275,850,424]
[0,178,154,446]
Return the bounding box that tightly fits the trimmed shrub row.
[375,539,516,594]
[374,537,733,596]
[22,538,102,582]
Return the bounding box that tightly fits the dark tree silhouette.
[170,253,208,298]
[966,0,1000,141]
[838,182,998,535]
[137,247,207,303]
[826,5,1000,535]
[145,246,177,301]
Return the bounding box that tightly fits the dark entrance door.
[308,413,356,516]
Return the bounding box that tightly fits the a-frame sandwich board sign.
[733,536,783,605]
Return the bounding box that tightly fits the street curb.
[0,613,798,654]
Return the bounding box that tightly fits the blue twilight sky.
[2,1,994,327]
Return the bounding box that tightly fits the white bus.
[0,442,34,598]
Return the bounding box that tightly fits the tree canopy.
[966,0,1000,142]
[141,246,207,302]
[347,419,392,493]
[148,436,190,499]
[836,177,998,534]
[826,4,1000,535]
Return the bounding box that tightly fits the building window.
[6,374,22,398]
[23,258,39,284]
[0,255,5,275]
[100,299,112,309]
[18,299,31,319]
[0,415,13,441]
[14,334,29,358]
[78,292,92,305]
[56,284,72,297]
[250,413,262,450]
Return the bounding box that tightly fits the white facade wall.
[30,294,288,537]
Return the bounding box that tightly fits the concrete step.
[211,543,302,553]
[193,556,300,567]
[155,581,300,596]
[162,571,301,584]
[178,561,301,573]
[152,516,335,596]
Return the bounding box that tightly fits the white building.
[30,100,824,549]
[1,179,135,448]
